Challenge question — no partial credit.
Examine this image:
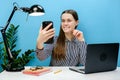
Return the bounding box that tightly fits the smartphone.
[42,21,54,44]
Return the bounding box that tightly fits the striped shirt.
[36,36,87,66]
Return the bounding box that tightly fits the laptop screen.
[85,43,119,73]
[69,43,119,74]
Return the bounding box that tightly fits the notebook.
[22,67,52,76]
[69,43,119,74]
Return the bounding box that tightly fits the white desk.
[0,67,120,80]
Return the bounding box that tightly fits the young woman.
[36,9,87,66]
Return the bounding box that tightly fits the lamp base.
[5,62,25,72]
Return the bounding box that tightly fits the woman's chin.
[64,31,72,34]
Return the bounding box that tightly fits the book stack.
[22,66,52,76]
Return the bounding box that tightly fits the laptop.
[69,43,119,74]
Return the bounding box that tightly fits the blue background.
[0,0,120,68]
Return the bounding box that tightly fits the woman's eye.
[62,20,65,22]
[68,19,72,22]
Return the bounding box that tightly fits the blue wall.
[0,0,120,67]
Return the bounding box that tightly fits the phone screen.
[42,21,54,44]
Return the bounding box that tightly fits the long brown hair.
[53,9,79,60]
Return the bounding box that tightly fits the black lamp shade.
[29,5,45,16]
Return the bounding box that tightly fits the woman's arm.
[73,29,87,65]
[36,36,58,60]
[78,41,87,66]
[36,44,54,60]
[36,23,55,60]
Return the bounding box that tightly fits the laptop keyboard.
[79,68,85,71]
[69,66,85,72]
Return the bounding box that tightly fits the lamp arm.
[4,6,18,30]
[0,6,18,61]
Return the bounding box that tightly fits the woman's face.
[61,13,78,34]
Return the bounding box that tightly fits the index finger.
[44,23,52,31]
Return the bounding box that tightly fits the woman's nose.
[63,21,68,25]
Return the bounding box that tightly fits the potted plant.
[0,24,34,72]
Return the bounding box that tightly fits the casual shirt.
[36,36,87,66]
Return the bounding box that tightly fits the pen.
[54,69,62,74]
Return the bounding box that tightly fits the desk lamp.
[0,2,45,71]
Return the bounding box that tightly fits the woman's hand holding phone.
[42,21,54,44]
[37,21,55,49]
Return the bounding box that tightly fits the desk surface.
[0,67,120,80]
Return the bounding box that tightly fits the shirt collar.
[65,37,77,42]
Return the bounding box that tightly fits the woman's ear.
[75,20,79,29]
[76,20,79,26]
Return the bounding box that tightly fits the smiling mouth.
[64,26,70,29]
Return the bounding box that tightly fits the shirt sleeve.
[77,41,87,66]
[36,44,54,60]
[36,36,58,60]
